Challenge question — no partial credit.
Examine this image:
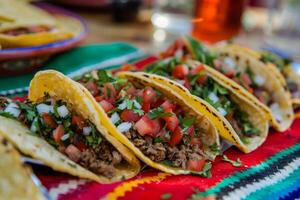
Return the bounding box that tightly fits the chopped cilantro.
[222,155,242,167]
[154,138,163,143]
[16,102,36,121]
[148,107,173,119]
[209,143,220,154]
[96,70,115,85]
[0,110,15,119]
[181,117,195,132]
[161,160,173,167]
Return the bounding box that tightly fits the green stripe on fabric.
[245,167,300,200]
[193,143,300,197]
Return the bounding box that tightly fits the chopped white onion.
[133,100,142,109]
[118,101,127,110]
[83,126,92,136]
[223,57,236,69]
[175,49,183,59]
[254,75,265,86]
[217,107,227,116]
[270,103,283,122]
[4,103,20,118]
[208,92,219,103]
[36,104,53,114]
[30,118,38,132]
[57,105,69,118]
[117,122,132,133]
[61,134,70,141]
[110,112,120,124]
[175,79,185,85]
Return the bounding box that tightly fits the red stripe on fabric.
[133,56,158,70]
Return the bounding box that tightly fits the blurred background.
[42,0,300,57]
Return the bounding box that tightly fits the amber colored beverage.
[192,0,246,43]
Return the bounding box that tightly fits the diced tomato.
[53,125,65,142]
[190,138,202,146]
[161,100,175,110]
[241,74,252,86]
[248,87,254,94]
[183,77,191,90]
[65,144,81,162]
[134,115,160,137]
[190,65,205,75]
[103,83,117,103]
[185,125,195,136]
[169,127,183,146]
[190,65,207,84]
[163,109,179,132]
[99,100,114,113]
[142,102,151,112]
[121,109,140,122]
[151,97,164,108]
[143,87,157,103]
[85,81,99,97]
[172,64,189,79]
[224,70,236,78]
[95,96,104,102]
[213,59,222,70]
[187,159,206,172]
[41,113,57,129]
[126,86,136,95]
[71,115,86,130]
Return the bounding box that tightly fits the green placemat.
[0,42,143,96]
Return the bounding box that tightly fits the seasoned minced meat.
[79,141,123,178]
[125,130,205,169]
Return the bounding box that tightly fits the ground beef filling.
[124,130,205,169]
[79,141,122,178]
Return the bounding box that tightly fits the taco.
[144,57,268,153]
[0,136,45,200]
[0,0,74,48]
[259,51,300,106]
[75,69,220,176]
[0,71,140,183]
[160,36,294,132]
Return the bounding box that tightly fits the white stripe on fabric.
[48,179,87,200]
[222,157,300,200]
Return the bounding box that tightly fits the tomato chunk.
[241,73,252,86]
[134,115,160,137]
[172,64,189,79]
[94,96,104,102]
[99,100,114,113]
[103,83,116,103]
[53,125,65,142]
[121,109,140,122]
[163,109,179,132]
[161,100,175,110]
[190,65,207,84]
[71,115,86,130]
[84,81,99,97]
[41,113,57,129]
[142,102,151,112]
[143,87,157,104]
[187,159,206,172]
[169,127,183,146]
[65,144,81,162]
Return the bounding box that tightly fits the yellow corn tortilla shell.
[140,61,269,153]
[79,70,220,175]
[0,135,45,200]
[0,0,75,48]
[210,44,294,132]
[0,70,140,183]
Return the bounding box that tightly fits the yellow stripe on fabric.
[105,173,170,200]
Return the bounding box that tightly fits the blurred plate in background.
[0,2,88,76]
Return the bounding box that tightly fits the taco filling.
[76,71,216,173]
[0,95,125,178]
[260,51,300,99]
[145,58,260,143]
[2,26,52,36]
